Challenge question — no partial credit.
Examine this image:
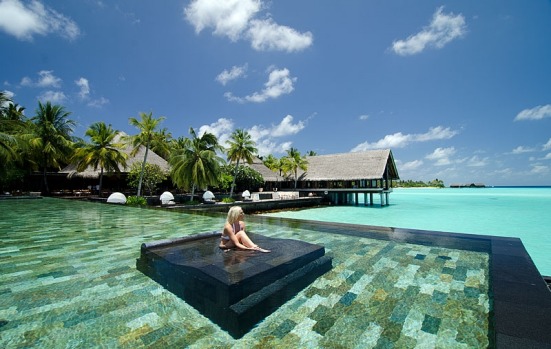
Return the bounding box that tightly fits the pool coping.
[245,214,551,348]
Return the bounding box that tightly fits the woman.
[220,206,270,252]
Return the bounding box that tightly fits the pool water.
[264,187,551,276]
[0,198,490,348]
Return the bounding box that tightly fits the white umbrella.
[242,190,251,199]
[107,192,126,204]
[160,191,175,205]
[202,191,215,200]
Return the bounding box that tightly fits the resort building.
[249,149,400,206]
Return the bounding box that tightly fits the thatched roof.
[245,157,285,182]
[297,149,399,181]
[244,149,399,183]
[60,132,169,179]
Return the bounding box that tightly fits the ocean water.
[262,187,551,276]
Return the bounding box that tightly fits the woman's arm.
[224,223,250,250]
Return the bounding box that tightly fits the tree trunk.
[42,166,50,196]
[229,159,240,198]
[137,145,149,197]
[99,167,104,197]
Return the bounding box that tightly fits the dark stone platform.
[136,231,332,338]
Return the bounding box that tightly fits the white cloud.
[543,138,551,151]
[38,90,66,103]
[199,115,305,156]
[184,0,312,52]
[514,104,551,121]
[426,147,456,166]
[466,155,488,167]
[351,126,458,152]
[0,0,80,41]
[184,0,261,41]
[247,18,313,52]
[542,153,551,160]
[392,7,466,56]
[511,146,536,154]
[216,64,248,85]
[20,70,62,88]
[401,160,424,171]
[87,97,109,108]
[225,67,296,103]
[198,117,235,145]
[530,164,549,174]
[359,114,369,120]
[75,77,90,99]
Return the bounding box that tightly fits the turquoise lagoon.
[0,197,492,347]
[263,187,551,277]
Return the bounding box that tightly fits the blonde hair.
[227,206,242,224]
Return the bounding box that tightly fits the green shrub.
[127,196,147,206]
[221,197,235,203]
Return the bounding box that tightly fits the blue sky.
[1,0,551,186]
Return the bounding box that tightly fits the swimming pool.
[263,187,551,277]
[0,198,548,347]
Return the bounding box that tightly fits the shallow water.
[263,187,551,276]
[0,198,490,348]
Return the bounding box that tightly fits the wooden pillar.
[380,192,385,207]
[385,192,389,206]
[364,193,367,206]
[369,193,373,206]
[355,192,359,206]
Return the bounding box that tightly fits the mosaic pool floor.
[0,198,490,348]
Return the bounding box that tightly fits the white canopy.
[107,192,126,204]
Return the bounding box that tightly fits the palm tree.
[127,112,165,196]
[282,147,308,189]
[26,101,76,195]
[72,122,128,197]
[169,128,224,202]
[0,93,24,163]
[226,129,258,198]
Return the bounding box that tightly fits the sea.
[262,187,551,277]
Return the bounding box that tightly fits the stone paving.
[0,198,490,348]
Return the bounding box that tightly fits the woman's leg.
[235,231,257,248]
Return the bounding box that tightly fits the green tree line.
[1,92,312,197]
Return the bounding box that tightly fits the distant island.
[449,183,486,188]
[393,180,486,188]
[392,179,445,188]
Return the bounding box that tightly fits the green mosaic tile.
[0,198,491,348]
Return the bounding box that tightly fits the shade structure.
[160,191,175,205]
[242,190,251,198]
[107,192,126,204]
[202,191,215,200]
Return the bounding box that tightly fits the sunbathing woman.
[220,206,270,252]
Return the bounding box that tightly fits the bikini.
[221,222,241,241]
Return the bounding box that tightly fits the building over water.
[248,149,400,206]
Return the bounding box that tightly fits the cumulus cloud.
[543,138,551,151]
[401,159,424,171]
[184,0,312,52]
[426,147,456,166]
[514,104,551,121]
[530,164,549,174]
[75,77,90,99]
[351,126,458,152]
[87,97,109,108]
[466,155,488,167]
[198,114,306,156]
[198,117,235,145]
[247,18,313,52]
[511,146,536,154]
[392,7,466,56]
[20,70,61,88]
[216,64,248,85]
[225,67,296,103]
[359,114,369,120]
[38,90,66,103]
[0,0,80,41]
